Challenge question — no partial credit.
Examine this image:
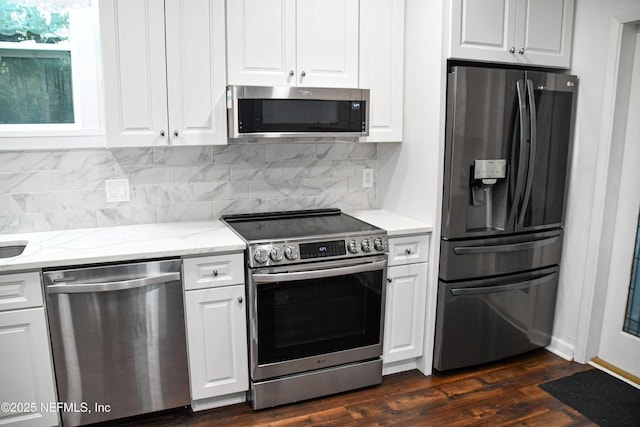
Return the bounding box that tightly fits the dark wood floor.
[116,349,596,426]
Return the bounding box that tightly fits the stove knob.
[270,247,284,262]
[284,245,298,260]
[374,238,386,251]
[253,248,269,264]
[361,239,372,253]
[347,240,360,254]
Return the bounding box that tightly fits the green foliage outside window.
[0,0,74,125]
[0,0,69,43]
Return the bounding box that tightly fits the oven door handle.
[252,260,387,284]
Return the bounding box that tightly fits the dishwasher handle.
[47,272,181,294]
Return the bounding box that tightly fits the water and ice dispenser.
[468,159,508,232]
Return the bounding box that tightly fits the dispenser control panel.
[474,159,506,180]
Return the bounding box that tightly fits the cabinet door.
[226,0,296,86]
[100,0,169,147]
[185,285,248,400]
[0,308,58,427]
[513,0,574,68]
[383,263,428,364]
[296,0,359,88]
[359,0,404,142]
[165,0,228,145]
[449,0,517,64]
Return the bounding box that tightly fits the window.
[0,0,102,137]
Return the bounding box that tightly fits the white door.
[449,0,517,64]
[184,285,248,400]
[383,262,428,364]
[165,0,227,145]
[513,0,574,68]
[359,0,405,142]
[226,0,296,86]
[295,0,359,87]
[0,308,59,427]
[100,0,169,147]
[597,27,640,380]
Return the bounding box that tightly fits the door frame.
[574,13,640,364]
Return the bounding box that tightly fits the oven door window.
[256,269,383,365]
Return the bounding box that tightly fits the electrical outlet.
[362,168,374,188]
[105,179,130,203]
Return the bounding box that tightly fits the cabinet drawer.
[0,272,43,311]
[183,253,245,290]
[388,235,429,266]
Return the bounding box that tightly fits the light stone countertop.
[0,220,246,273]
[349,210,433,237]
[0,210,433,273]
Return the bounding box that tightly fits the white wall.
[378,0,446,225]
[377,0,447,374]
[552,0,640,360]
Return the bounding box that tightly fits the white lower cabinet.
[383,234,429,375]
[384,263,428,364]
[0,274,58,427]
[183,254,248,411]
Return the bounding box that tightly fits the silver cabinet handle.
[453,236,560,255]
[289,70,294,77]
[160,130,166,137]
[213,269,219,277]
[387,278,392,283]
[253,260,387,284]
[47,272,181,294]
[450,272,556,296]
[509,47,516,54]
[517,79,538,226]
[173,130,179,137]
[518,48,525,54]
[300,71,306,77]
[238,296,243,303]
[404,248,412,255]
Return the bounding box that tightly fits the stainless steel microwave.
[226,85,370,138]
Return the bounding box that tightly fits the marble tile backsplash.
[0,141,377,234]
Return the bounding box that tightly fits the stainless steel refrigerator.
[433,65,578,371]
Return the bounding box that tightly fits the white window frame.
[0,2,105,148]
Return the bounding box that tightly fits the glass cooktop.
[221,209,380,242]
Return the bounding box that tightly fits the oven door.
[248,256,387,381]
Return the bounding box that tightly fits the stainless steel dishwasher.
[44,259,190,427]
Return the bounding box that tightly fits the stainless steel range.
[221,209,388,409]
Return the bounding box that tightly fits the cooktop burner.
[221,209,387,267]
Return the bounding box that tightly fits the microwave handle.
[252,260,387,284]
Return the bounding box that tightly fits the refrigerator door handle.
[508,79,529,228]
[450,272,556,296]
[452,235,560,255]
[518,79,538,225]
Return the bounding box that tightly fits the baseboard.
[191,392,247,412]
[546,336,575,361]
[382,359,419,376]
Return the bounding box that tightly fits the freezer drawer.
[433,266,558,371]
[439,229,562,281]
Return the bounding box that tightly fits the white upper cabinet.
[359,0,404,142]
[449,0,574,68]
[513,0,574,67]
[100,0,227,147]
[227,0,359,87]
